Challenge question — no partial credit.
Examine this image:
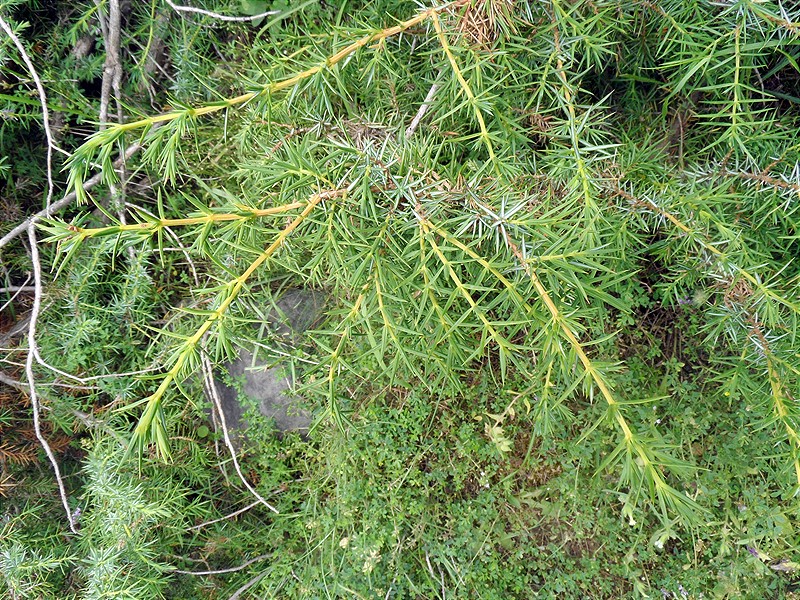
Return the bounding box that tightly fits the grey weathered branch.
[405,78,440,138]
[173,554,271,576]
[25,226,78,534]
[0,139,147,252]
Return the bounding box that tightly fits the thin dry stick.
[173,553,271,575]
[201,352,278,514]
[188,499,261,531]
[0,135,150,251]
[70,408,127,445]
[124,201,200,285]
[25,225,77,533]
[95,0,133,258]
[0,285,34,294]
[0,14,64,208]
[165,0,279,22]
[228,572,269,600]
[0,371,26,391]
[0,276,32,313]
[0,314,31,348]
[29,359,161,385]
[405,78,440,138]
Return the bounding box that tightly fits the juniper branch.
[129,189,344,459]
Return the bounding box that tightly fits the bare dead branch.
[173,554,271,575]
[201,352,278,514]
[94,0,133,259]
[405,78,440,138]
[0,137,149,251]
[0,275,32,313]
[0,371,26,391]
[188,499,261,531]
[95,0,123,129]
[25,225,78,534]
[228,571,269,600]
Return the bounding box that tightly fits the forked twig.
[201,352,278,514]
[0,137,150,251]
[0,371,26,391]
[0,276,32,313]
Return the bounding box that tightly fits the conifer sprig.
[44,0,800,529]
[64,1,470,203]
[126,188,344,459]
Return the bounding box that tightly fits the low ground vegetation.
[1,0,800,597]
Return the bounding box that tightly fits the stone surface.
[213,289,325,434]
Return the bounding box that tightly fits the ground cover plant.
[1,0,800,597]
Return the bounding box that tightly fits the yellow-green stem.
[95,2,467,135]
[430,11,498,171]
[765,350,800,485]
[74,202,305,237]
[422,215,628,427]
[132,188,344,457]
[421,220,508,352]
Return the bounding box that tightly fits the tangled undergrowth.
[1,0,800,597]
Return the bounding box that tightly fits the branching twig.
[70,409,127,445]
[0,314,31,347]
[0,371,26,391]
[25,225,77,533]
[165,0,279,22]
[201,352,278,514]
[0,285,35,294]
[0,275,32,313]
[29,360,161,385]
[124,201,200,285]
[0,137,150,251]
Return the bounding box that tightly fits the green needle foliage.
[4,0,800,596]
[44,0,800,525]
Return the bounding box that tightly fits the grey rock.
[213,289,325,435]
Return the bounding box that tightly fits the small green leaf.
[240,0,268,15]
[241,0,268,24]
[485,424,512,453]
